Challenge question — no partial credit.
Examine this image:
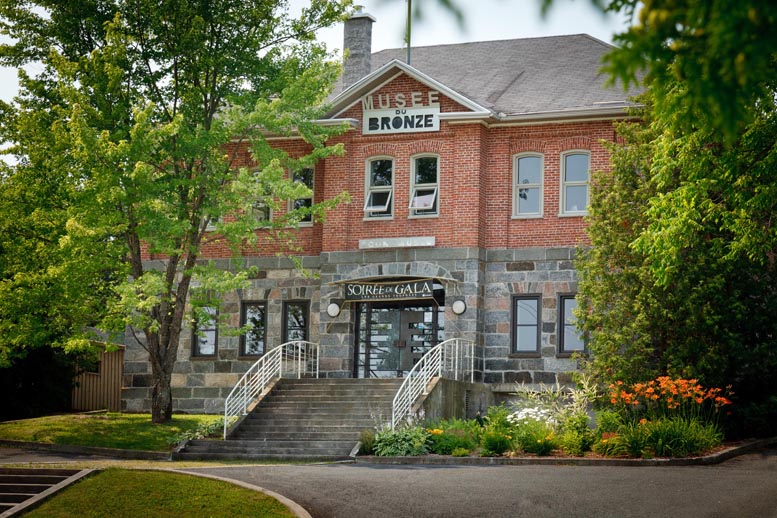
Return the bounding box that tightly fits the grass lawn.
[22,468,295,518]
[0,413,222,451]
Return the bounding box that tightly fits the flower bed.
[360,377,732,460]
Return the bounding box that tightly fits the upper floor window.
[511,295,541,355]
[252,201,271,223]
[192,306,217,357]
[561,152,590,215]
[513,154,543,217]
[558,294,586,355]
[364,158,393,218]
[283,301,309,342]
[290,168,314,225]
[409,155,439,217]
[240,302,267,356]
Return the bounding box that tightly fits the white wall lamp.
[326,302,342,318]
[451,299,467,315]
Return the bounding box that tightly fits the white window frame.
[364,157,394,219]
[559,151,590,216]
[250,168,272,226]
[289,167,314,226]
[512,153,544,218]
[408,154,440,218]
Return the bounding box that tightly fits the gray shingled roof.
[333,34,640,116]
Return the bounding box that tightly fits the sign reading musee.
[344,280,435,301]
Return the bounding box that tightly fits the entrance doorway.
[354,301,444,378]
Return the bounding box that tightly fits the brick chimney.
[343,8,376,89]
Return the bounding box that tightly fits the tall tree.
[0,0,351,422]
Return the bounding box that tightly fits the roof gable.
[326,59,491,120]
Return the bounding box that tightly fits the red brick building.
[122,13,639,413]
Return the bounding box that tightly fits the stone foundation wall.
[122,246,581,413]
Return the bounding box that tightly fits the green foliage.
[594,418,723,459]
[451,447,471,457]
[23,469,295,518]
[373,426,430,457]
[512,419,556,456]
[426,428,477,455]
[169,417,232,446]
[480,430,513,457]
[0,412,223,451]
[578,101,777,436]
[483,404,513,433]
[594,410,624,438]
[0,0,351,422]
[359,429,376,455]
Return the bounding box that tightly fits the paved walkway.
[2,446,776,518]
[186,448,777,518]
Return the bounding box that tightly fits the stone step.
[174,452,351,462]
[0,483,51,494]
[0,474,72,485]
[0,468,80,477]
[230,431,361,440]
[234,424,376,434]
[0,493,33,504]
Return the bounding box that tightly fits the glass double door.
[355,301,444,378]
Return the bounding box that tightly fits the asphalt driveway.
[184,448,777,518]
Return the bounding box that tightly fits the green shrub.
[427,429,477,455]
[451,447,470,457]
[592,432,627,457]
[170,417,230,446]
[373,426,430,456]
[614,421,650,458]
[643,417,723,457]
[359,429,375,455]
[484,405,513,433]
[513,418,556,455]
[595,410,624,438]
[558,429,589,457]
[480,430,512,456]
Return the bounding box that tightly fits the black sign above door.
[344,279,435,302]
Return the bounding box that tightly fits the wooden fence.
[71,345,124,412]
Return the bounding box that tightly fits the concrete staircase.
[0,468,85,516]
[176,378,404,461]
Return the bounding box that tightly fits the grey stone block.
[504,371,532,384]
[534,371,557,384]
[186,374,205,387]
[173,361,193,374]
[214,361,232,373]
[123,362,149,374]
[546,248,572,260]
[172,387,193,398]
[513,248,547,261]
[483,372,503,383]
[506,261,535,271]
[131,374,154,388]
[486,249,515,262]
[192,361,215,374]
[176,398,206,410]
[192,387,222,398]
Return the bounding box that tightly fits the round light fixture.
[326,302,342,318]
[451,300,467,315]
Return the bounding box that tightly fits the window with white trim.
[364,158,393,218]
[409,155,439,217]
[558,294,586,354]
[290,167,314,225]
[513,154,543,217]
[561,152,590,215]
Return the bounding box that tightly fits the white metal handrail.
[223,340,319,438]
[391,338,476,430]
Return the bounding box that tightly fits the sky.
[0,0,630,102]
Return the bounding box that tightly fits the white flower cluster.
[507,407,556,425]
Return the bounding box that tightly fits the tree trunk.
[151,364,174,423]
